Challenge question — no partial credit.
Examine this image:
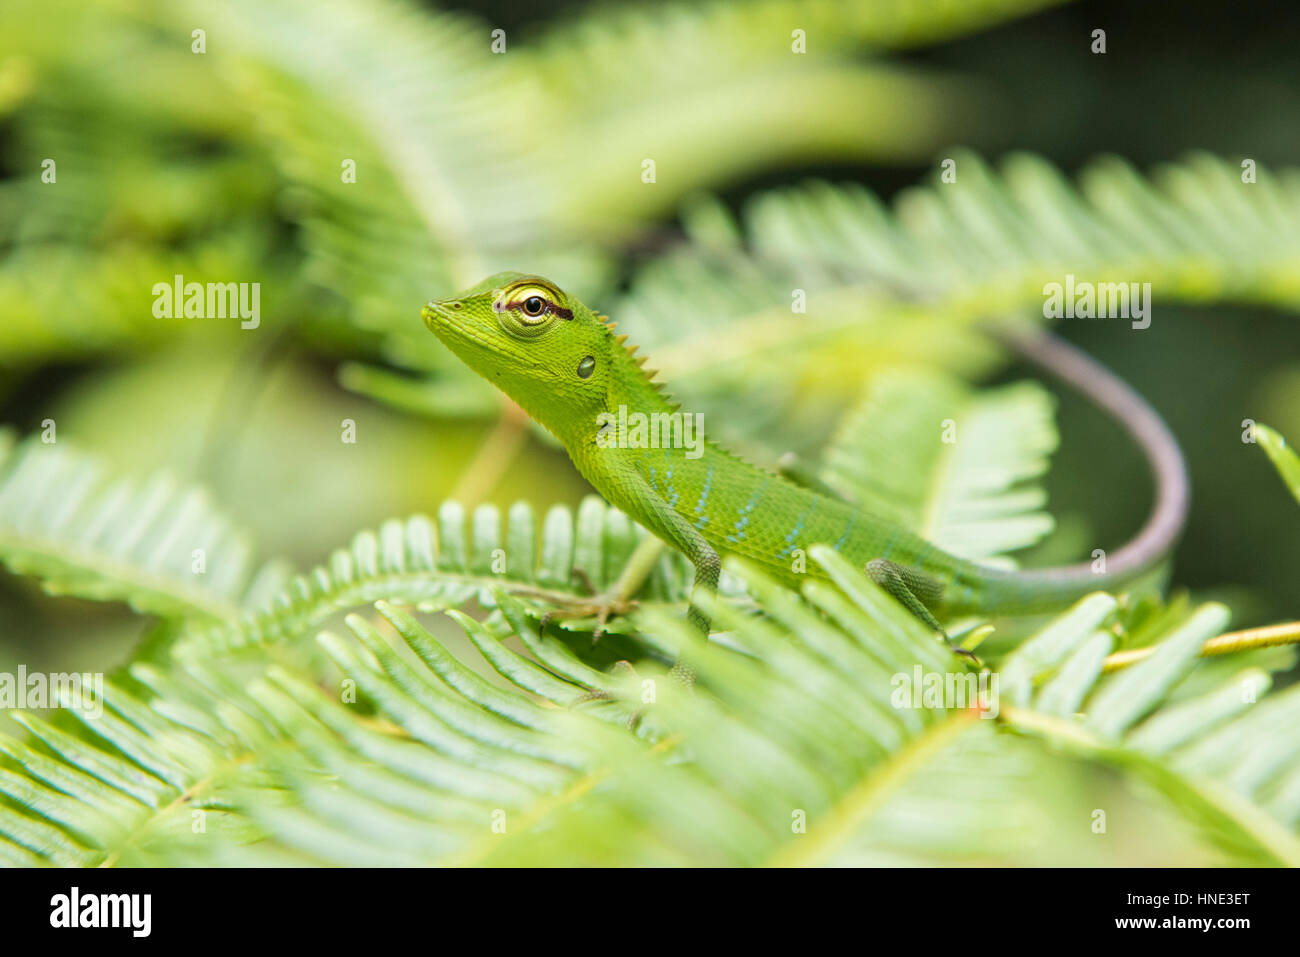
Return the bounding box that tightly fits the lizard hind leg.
[865,558,977,662]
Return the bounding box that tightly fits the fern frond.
[8,538,1298,866]
[529,0,1070,229]
[996,594,1300,864]
[822,370,1057,564]
[0,429,713,656]
[0,0,278,365]
[613,152,1300,417]
[161,0,1001,376]
[0,232,276,366]
[179,498,700,655]
[0,431,283,621]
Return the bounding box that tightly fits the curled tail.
[969,323,1189,608]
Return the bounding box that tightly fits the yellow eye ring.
[493,281,572,338]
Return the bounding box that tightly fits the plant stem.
[1103,620,1300,673]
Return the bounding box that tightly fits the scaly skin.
[423,273,1188,635]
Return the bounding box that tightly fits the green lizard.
[423,273,1188,648]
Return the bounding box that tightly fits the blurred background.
[1,0,1297,696]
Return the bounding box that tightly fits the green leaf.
[178,497,696,655]
[821,370,1058,564]
[1085,603,1231,739]
[0,431,281,622]
[1257,424,1300,506]
[609,153,1300,450]
[3,536,1300,867]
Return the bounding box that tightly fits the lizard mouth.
[422,301,457,333]
[421,301,506,363]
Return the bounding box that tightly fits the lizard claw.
[536,566,638,640]
[539,592,638,641]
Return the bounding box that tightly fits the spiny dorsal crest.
[599,312,676,407]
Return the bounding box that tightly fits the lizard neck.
[604,343,677,417]
[561,340,689,489]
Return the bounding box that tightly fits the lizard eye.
[495,282,565,338]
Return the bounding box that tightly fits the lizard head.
[422,273,617,436]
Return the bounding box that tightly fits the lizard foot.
[539,567,638,640]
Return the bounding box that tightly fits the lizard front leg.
[543,535,664,638]
[627,479,720,637]
[541,464,716,682]
[630,484,722,687]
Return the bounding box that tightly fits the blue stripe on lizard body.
[726,474,771,543]
[693,465,715,529]
[880,528,898,560]
[776,498,818,559]
[833,512,857,551]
